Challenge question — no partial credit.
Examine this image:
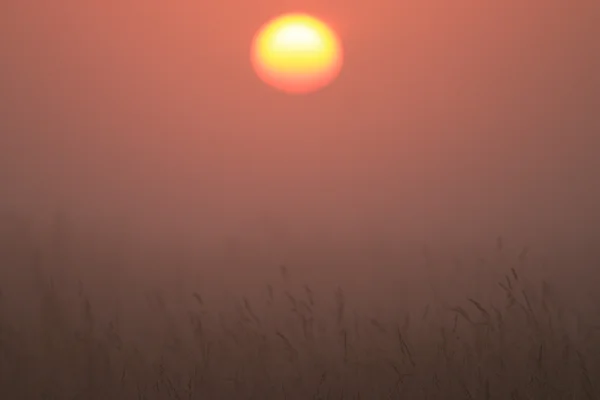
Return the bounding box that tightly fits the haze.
[1,0,599,275]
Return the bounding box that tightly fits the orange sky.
[0,0,599,246]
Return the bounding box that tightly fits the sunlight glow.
[251,13,343,94]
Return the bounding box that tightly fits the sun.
[251,13,343,94]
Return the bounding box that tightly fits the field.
[0,215,598,399]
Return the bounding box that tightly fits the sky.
[1,0,599,250]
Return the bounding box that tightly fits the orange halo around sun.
[251,13,343,94]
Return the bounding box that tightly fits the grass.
[0,215,598,399]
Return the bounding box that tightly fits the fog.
[1,0,599,261]
[1,4,600,397]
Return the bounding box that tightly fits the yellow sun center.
[251,13,343,94]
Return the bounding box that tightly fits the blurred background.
[0,0,598,252]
